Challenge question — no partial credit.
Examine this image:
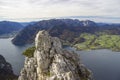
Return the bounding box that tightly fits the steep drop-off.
[18,30,93,80]
[0,55,17,80]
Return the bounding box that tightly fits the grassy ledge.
[23,46,36,58]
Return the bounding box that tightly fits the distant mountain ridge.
[0,21,24,37]
[20,21,37,26]
[12,19,120,46]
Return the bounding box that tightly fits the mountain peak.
[81,20,97,27]
[18,30,93,80]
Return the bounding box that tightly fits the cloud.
[27,0,71,4]
[0,0,120,22]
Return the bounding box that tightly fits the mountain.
[0,21,24,37]
[20,21,37,26]
[12,19,97,45]
[18,31,93,80]
[12,19,120,46]
[0,55,17,80]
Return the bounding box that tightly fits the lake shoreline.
[65,46,120,80]
[0,38,32,75]
[1,38,120,80]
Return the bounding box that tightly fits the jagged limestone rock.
[18,30,93,80]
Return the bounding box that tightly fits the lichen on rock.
[18,30,93,80]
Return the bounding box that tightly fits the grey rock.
[18,30,93,80]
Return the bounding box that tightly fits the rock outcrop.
[0,55,17,80]
[18,30,93,80]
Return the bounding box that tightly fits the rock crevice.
[18,30,93,80]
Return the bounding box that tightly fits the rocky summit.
[18,30,93,80]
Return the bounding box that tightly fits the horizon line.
[0,16,120,23]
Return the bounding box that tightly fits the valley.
[74,33,120,51]
[0,19,120,80]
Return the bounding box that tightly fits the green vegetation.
[23,46,36,58]
[74,33,120,51]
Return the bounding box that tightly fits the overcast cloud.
[0,0,120,22]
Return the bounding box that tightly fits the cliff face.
[18,30,93,80]
[0,55,17,80]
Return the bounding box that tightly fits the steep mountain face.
[0,21,24,36]
[18,31,93,80]
[0,55,17,80]
[12,19,97,45]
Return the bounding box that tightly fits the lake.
[1,38,120,80]
[65,47,120,80]
[0,38,32,75]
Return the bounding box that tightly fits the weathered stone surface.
[18,30,93,80]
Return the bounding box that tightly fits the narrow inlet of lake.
[0,38,32,75]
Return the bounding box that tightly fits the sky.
[0,0,120,23]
